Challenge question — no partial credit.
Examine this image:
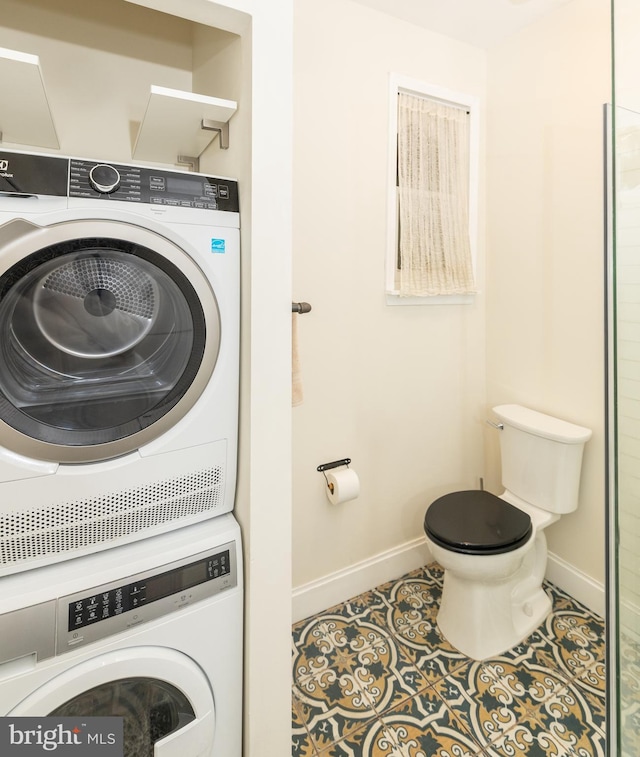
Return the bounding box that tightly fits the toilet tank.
[493,404,592,515]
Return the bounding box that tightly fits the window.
[386,76,479,304]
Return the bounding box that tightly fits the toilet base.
[436,569,552,660]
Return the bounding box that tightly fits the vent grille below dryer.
[0,467,224,566]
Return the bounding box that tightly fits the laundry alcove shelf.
[132,85,238,170]
[0,47,59,150]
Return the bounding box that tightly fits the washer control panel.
[0,150,239,212]
[57,540,237,653]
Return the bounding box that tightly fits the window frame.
[386,74,480,306]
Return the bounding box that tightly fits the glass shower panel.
[612,103,640,757]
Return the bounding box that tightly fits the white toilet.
[423,404,592,660]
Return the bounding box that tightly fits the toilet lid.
[424,490,533,555]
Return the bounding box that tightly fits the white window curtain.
[397,92,476,297]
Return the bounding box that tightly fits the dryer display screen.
[68,550,231,631]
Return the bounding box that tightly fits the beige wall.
[294,0,610,597]
[485,0,610,584]
[614,0,640,111]
[292,0,488,588]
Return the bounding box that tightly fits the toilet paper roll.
[325,467,360,505]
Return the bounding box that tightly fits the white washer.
[0,514,243,757]
[0,150,240,575]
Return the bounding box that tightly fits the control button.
[218,185,230,199]
[89,164,121,194]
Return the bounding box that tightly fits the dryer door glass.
[49,677,195,757]
[0,236,218,460]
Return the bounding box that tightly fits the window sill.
[385,291,476,306]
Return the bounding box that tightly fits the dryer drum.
[0,237,216,455]
[34,255,160,358]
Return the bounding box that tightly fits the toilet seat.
[424,490,533,555]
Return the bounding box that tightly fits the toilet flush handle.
[486,419,504,430]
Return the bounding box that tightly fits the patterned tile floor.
[292,563,606,756]
[619,632,640,756]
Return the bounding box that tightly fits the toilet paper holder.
[317,458,351,492]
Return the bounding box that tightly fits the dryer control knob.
[89,164,121,194]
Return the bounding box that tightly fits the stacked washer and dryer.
[0,150,243,756]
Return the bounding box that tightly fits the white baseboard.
[292,538,606,624]
[292,537,432,623]
[546,551,605,619]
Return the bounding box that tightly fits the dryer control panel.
[69,159,239,211]
[0,150,239,212]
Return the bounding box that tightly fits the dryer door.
[8,647,216,757]
[0,217,220,463]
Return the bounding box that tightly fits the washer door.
[9,647,215,757]
[0,217,220,463]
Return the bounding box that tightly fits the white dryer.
[0,150,240,574]
[0,514,243,757]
